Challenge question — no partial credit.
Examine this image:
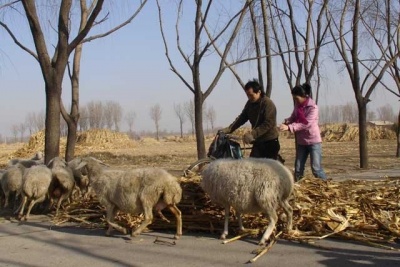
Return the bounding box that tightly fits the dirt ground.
[0,134,398,179]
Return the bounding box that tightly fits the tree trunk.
[44,83,61,164]
[358,102,368,168]
[180,121,183,138]
[396,108,400,157]
[194,92,206,159]
[65,121,77,162]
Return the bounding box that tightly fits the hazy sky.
[0,1,398,137]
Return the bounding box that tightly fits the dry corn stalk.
[55,176,400,251]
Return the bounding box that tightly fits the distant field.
[0,127,398,178]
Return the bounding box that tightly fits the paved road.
[0,216,399,267]
[329,168,400,181]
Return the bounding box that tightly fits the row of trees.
[156,0,400,165]
[319,103,398,124]
[3,100,218,143]
[4,99,396,144]
[1,0,399,166]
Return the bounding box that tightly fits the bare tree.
[60,0,147,161]
[33,110,45,132]
[150,104,162,141]
[104,101,115,130]
[184,100,195,136]
[125,110,136,135]
[157,0,250,159]
[173,103,186,138]
[25,112,36,136]
[18,123,26,142]
[341,102,358,123]
[0,0,108,163]
[327,0,400,168]
[359,0,400,157]
[11,124,18,143]
[111,102,123,131]
[266,0,330,101]
[1,0,148,163]
[87,101,104,129]
[205,106,216,132]
[377,105,396,122]
[78,105,89,131]
[367,110,376,122]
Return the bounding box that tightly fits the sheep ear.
[76,161,88,170]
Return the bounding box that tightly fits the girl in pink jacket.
[279,83,326,181]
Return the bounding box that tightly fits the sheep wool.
[76,157,183,239]
[201,158,294,245]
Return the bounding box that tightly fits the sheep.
[47,157,75,215]
[201,158,294,246]
[16,165,52,220]
[1,163,26,210]
[67,157,90,198]
[8,152,44,168]
[0,169,6,206]
[75,157,183,239]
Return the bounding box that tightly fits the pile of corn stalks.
[54,176,400,251]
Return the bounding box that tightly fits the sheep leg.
[221,206,230,240]
[3,191,9,208]
[55,196,63,216]
[132,206,153,237]
[13,192,20,211]
[281,200,293,232]
[17,195,28,219]
[259,210,278,246]
[25,195,46,220]
[168,204,182,239]
[105,205,126,236]
[236,212,246,234]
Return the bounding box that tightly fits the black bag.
[207,132,243,159]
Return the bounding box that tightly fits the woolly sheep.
[201,158,294,246]
[8,152,44,168]
[67,157,90,197]
[1,163,26,210]
[0,169,6,206]
[75,157,183,239]
[17,165,52,220]
[47,157,75,215]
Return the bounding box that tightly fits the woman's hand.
[279,124,289,131]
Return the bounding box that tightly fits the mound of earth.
[321,123,396,142]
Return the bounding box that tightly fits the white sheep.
[8,152,44,168]
[47,157,75,215]
[75,157,183,239]
[1,163,26,210]
[0,169,6,206]
[67,157,90,198]
[201,158,294,246]
[16,165,52,220]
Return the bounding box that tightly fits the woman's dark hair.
[291,83,312,97]
[244,79,265,97]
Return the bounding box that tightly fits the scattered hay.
[139,137,160,144]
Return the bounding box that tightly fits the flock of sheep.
[0,152,294,245]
